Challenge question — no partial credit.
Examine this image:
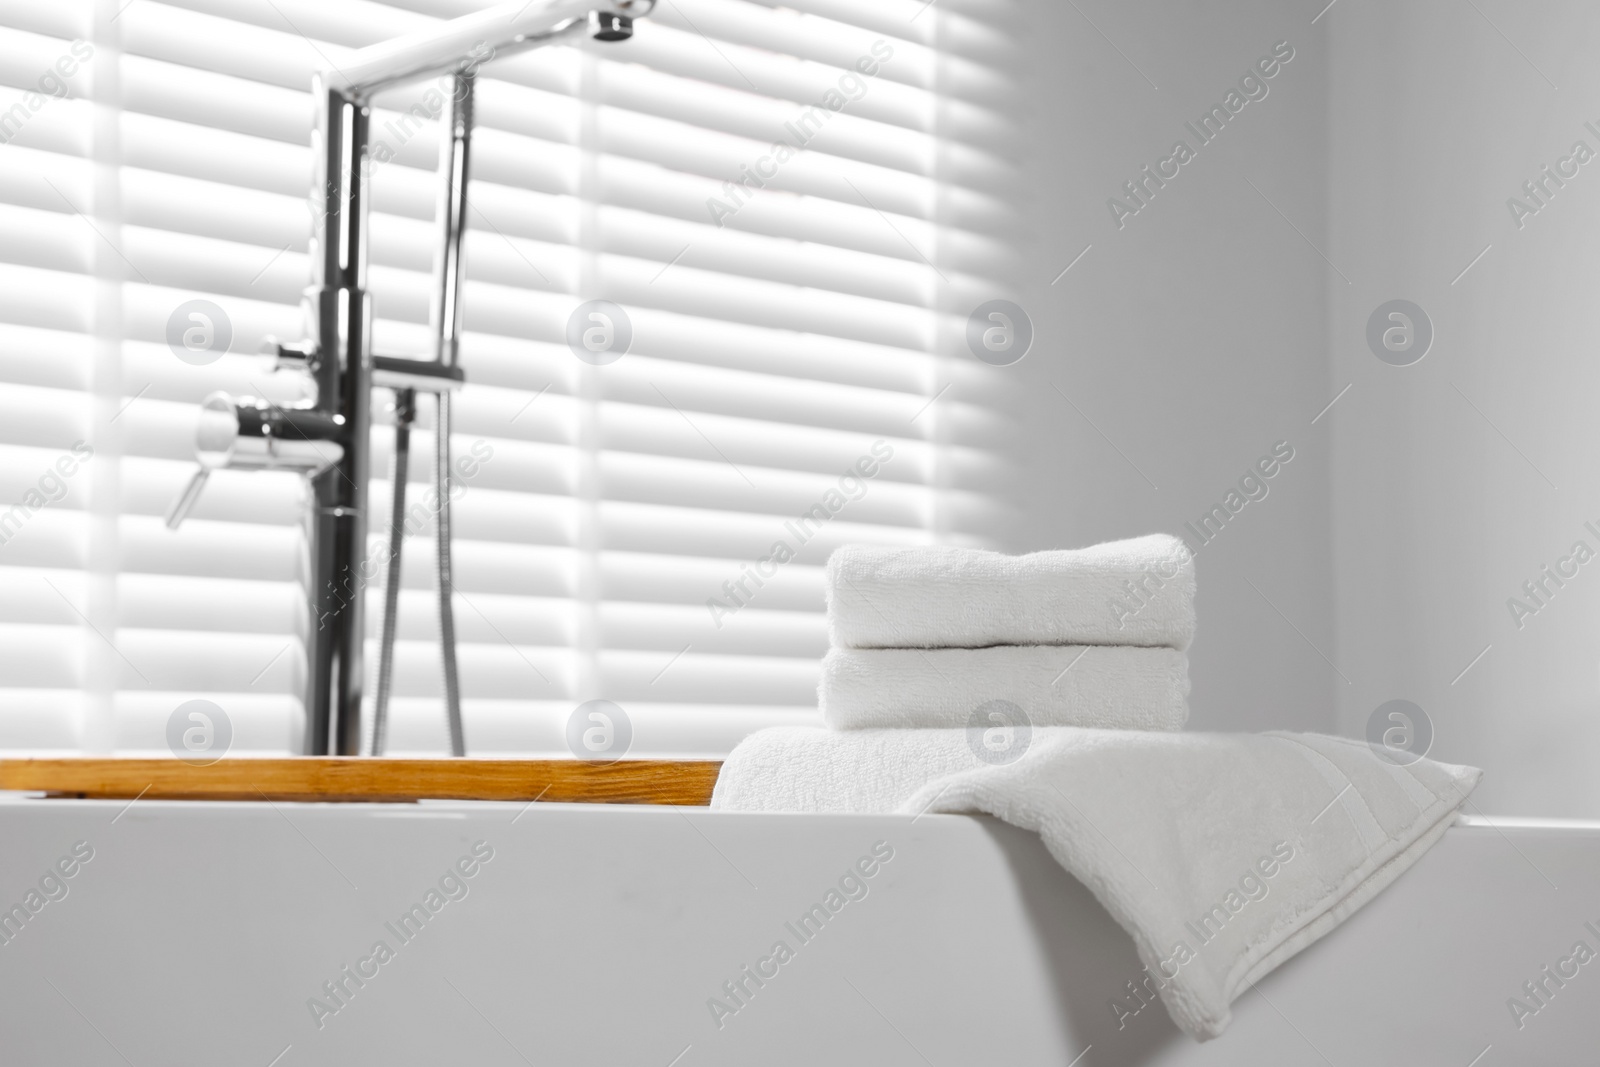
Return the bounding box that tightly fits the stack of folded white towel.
[819,532,1196,735]
[712,533,1482,1042]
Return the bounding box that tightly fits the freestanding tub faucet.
[166,0,654,755]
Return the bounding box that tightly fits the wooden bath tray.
[0,758,722,806]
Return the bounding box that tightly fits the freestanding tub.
[0,796,1594,1065]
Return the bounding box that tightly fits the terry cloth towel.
[825,533,1195,650]
[819,645,1189,732]
[710,726,1479,1041]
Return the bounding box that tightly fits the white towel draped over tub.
[711,726,1480,1041]
[819,645,1190,732]
[824,533,1196,651]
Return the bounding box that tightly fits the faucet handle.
[165,467,211,530]
[164,392,347,533]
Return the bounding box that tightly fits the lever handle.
[165,467,211,530]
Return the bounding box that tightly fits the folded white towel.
[825,533,1196,650]
[711,726,1479,1040]
[820,645,1189,732]
[712,727,980,814]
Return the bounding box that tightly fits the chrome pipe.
[431,73,473,758]
[325,0,650,99]
[432,75,472,373]
[303,81,373,757]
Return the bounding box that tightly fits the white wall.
[999,0,1600,815]
[1001,1,1337,736]
[1327,0,1600,816]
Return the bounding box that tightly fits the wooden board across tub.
[0,758,723,806]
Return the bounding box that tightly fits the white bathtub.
[0,797,1594,1065]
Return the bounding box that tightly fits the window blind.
[0,0,1022,758]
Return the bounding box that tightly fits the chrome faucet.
[166,0,653,756]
